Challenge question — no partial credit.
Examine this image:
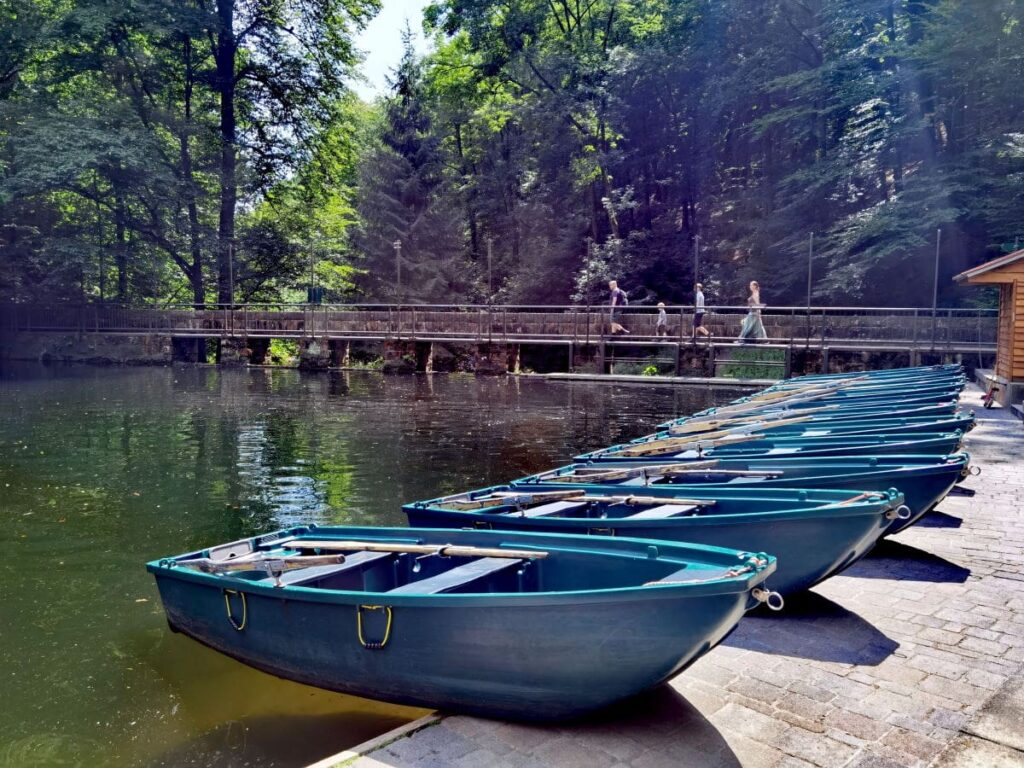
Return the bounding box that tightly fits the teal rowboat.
[148,526,775,720]
[512,454,970,535]
[658,400,962,430]
[576,432,965,462]
[784,364,961,383]
[404,487,905,596]
[642,414,976,442]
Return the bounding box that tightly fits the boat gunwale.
[576,432,965,461]
[146,527,777,604]
[405,488,904,526]
[515,455,970,486]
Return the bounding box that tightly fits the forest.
[1,0,1021,309]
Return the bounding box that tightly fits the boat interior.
[524,458,959,488]
[414,486,886,520]
[170,532,734,594]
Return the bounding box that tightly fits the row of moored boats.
[148,364,974,720]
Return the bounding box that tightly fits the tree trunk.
[114,186,128,300]
[215,0,237,306]
[181,36,205,309]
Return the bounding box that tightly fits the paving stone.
[773,727,857,767]
[879,726,947,761]
[932,734,1024,768]
[359,387,1024,768]
[823,708,892,742]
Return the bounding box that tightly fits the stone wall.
[0,332,173,365]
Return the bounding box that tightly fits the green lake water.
[0,364,742,767]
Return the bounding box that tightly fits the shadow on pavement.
[845,539,971,583]
[568,685,742,767]
[724,591,898,665]
[948,485,976,497]
[915,509,964,529]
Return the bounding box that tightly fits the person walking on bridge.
[693,283,710,339]
[737,280,767,342]
[608,280,630,335]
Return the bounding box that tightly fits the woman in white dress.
[737,280,767,341]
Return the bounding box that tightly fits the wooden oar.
[615,433,766,457]
[709,388,842,416]
[575,494,715,506]
[668,414,815,437]
[439,489,714,510]
[180,553,347,574]
[650,469,784,478]
[435,488,586,510]
[672,405,839,432]
[291,539,549,560]
[835,492,883,506]
[538,460,721,483]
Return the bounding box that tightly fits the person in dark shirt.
[608,280,630,335]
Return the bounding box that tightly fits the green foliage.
[719,348,786,381]
[3,0,1023,312]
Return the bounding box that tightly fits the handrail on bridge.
[0,301,998,350]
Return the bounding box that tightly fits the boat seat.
[258,551,392,586]
[624,504,699,520]
[515,500,587,518]
[388,557,523,595]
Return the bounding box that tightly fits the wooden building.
[955,249,1024,406]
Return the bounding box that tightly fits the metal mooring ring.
[752,587,785,612]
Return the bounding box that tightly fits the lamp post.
[393,239,402,304]
[486,236,494,302]
[694,234,700,285]
[932,228,941,346]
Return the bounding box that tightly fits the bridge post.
[415,342,434,373]
[298,338,332,371]
[330,340,350,368]
[218,338,250,366]
[473,342,511,375]
[171,337,202,363]
[382,340,417,374]
[248,338,270,365]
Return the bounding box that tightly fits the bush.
[719,347,785,380]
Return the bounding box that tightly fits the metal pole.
[805,232,813,342]
[486,236,493,302]
[309,239,315,298]
[393,240,402,304]
[806,232,814,310]
[931,228,941,347]
[228,241,234,308]
[694,234,700,284]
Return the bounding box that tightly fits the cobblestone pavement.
[352,386,1024,768]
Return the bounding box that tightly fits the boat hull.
[149,527,767,721]
[516,457,967,535]
[404,504,892,597]
[577,433,965,463]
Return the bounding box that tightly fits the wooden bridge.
[1,302,997,375]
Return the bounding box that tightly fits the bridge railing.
[0,302,998,349]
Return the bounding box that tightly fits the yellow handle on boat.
[357,605,393,650]
[223,589,247,631]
